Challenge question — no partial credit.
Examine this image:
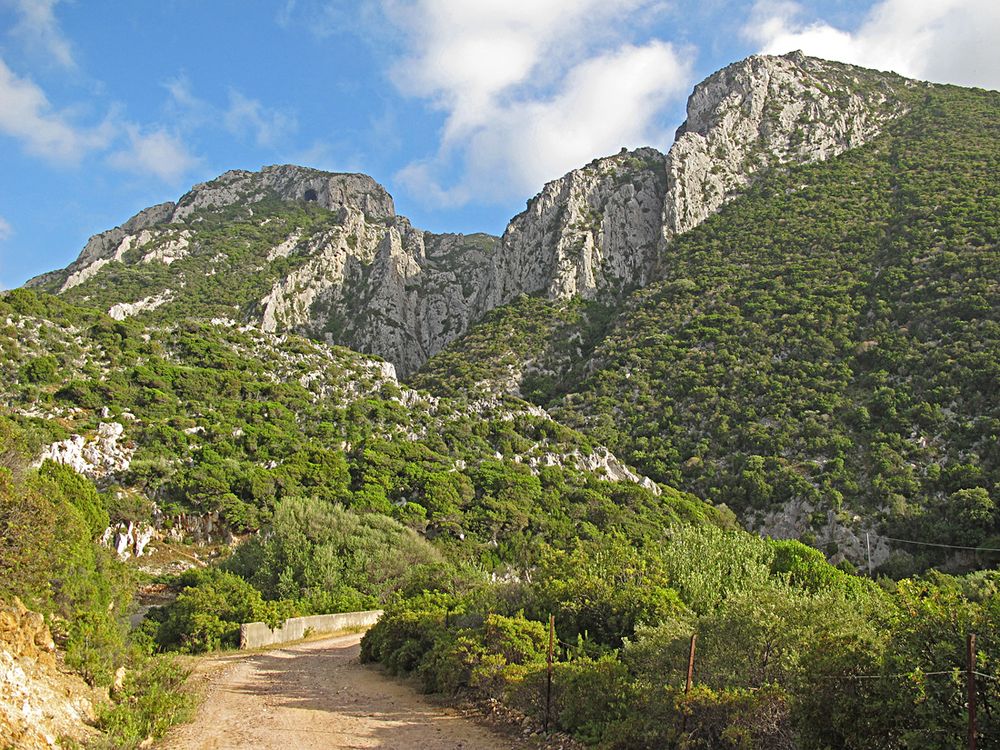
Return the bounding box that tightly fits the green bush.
[153,569,283,653]
[19,355,59,384]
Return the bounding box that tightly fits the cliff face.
[487,147,668,307]
[663,51,909,236]
[29,53,912,375]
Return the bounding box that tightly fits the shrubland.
[415,83,1000,575]
[361,528,999,748]
[0,62,996,750]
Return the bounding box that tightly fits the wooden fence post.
[544,613,555,734]
[679,633,698,739]
[968,633,977,750]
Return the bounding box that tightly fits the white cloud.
[0,216,11,241]
[164,76,203,114]
[0,56,112,162]
[382,0,692,205]
[0,56,196,182]
[166,77,297,148]
[224,91,298,148]
[744,0,1000,90]
[107,126,200,184]
[4,0,74,68]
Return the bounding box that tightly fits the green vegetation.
[90,658,193,750]
[41,197,343,326]
[410,295,619,403]
[144,497,445,652]
[361,529,999,748]
[0,288,717,574]
[417,83,1000,574]
[0,413,193,746]
[2,62,998,749]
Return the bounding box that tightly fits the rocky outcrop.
[99,510,236,559]
[26,165,395,293]
[486,53,908,311]
[108,291,172,320]
[37,422,133,481]
[521,446,661,495]
[662,51,908,237]
[748,498,891,569]
[171,165,395,221]
[0,599,99,749]
[28,202,175,292]
[101,521,156,559]
[165,511,236,546]
[488,147,667,307]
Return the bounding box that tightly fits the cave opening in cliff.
[304,189,318,202]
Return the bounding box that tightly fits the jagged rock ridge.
[30,53,913,375]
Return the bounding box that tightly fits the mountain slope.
[27,167,498,376]
[0,289,716,570]
[418,80,1000,572]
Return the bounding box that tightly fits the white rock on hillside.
[37,422,134,480]
[101,521,156,559]
[663,51,908,237]
[108,291,172,320]
[487,147,667,309]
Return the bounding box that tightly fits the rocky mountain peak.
[26,164,397,294]
[487,146,668,307]
[29,54,919,376]
[172,164,396,221]
[664,51,911,235]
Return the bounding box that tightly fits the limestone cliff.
[487,147,667,307]
[0,599,100,749]
[663,51,909,237]
[29,53,913,375]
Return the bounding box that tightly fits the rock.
[101,520,156,560]
[171,165,395,222]
[165,511,235,545]
[33,202,175,292]
[748,498,891,568]
[0,607,102,746]
[112,667,128,697]
[245,54,907,376]
[109,291,173,320]
[37,422,134,481]
[663,51,908,238]
[488,146,667,308]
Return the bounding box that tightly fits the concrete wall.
[239,609,383,650]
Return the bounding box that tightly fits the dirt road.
[158,632,529,750]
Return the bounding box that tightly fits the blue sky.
[1,0,997,289]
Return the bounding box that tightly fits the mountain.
[19,51,1000,572]
[0,289,711,554]
[416,61,1000,573]
[29,52,907,378]
[27,166,496,377]
[5,50,1000,748]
